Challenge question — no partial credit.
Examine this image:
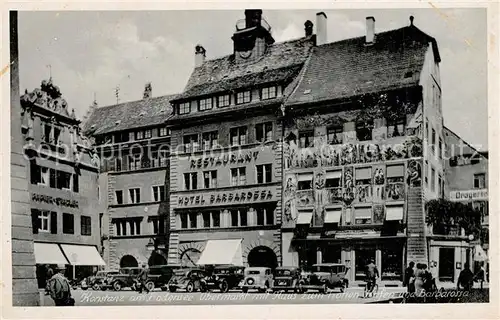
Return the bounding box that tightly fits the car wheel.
[242,287,248,293]
[113,281,122,291]
[168,286,177,293]
[92,283,100,291]
[220,280,229,293]
[161,286,168,291]
[146,281,155,291]
[186,282,195,293]
[320,284,327,294]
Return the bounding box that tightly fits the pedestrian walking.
[403,261,415,293]
[474,262,486,289]
[47,264,74,306]
[457,263,474,291]
[44,265,54,295]
[414,263,426,298]
[137,265,150,294]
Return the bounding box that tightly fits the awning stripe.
[356,168,372,180]
[326,171,341,179]
[34,242,69,265]
[386,206,404,221]
[297,210,313,225]
[60,244,106,266]
[196,239,243,266]
[387,165,404,178]
[324,209,342,224]
[354,207,371,219]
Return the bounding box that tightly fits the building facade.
[83,86,174,270]
[280,14,445,285]
[19,77,103,287]
[165,10,314,268]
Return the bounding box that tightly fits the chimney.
[194,44,206,68]
[365,16,375,44]
[143,83,152,99]
[316,12,327,46]
[245,9,262,28]
[304,20,313,37]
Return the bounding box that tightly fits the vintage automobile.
[107,267,143,291]
[146,265,177,291]
[86,270,120,290]
[271,266,302,293]
[201,265,245,293]
[239,267,273,293]
[298,263,349,293]
[167,268,206,293]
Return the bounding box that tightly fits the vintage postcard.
[1,1,498,319]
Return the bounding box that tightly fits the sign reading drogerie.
[178,188,274,207]
[449,189,488,201]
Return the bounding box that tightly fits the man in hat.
[47,264,74,306]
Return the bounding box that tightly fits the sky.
[18,9,488,150]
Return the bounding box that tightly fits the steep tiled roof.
[173,36,315,101]
[83,94,177,136]
[286,25,439,107]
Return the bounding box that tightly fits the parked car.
[146,265,177,291]
[298,263,349,293]
[239,267,273,293]
[201,265,245,293]
[167,268,206,293]
[87,270,119,290]
[107,267,143,291]
[271,266,302,293]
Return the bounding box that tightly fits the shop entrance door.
[355,249,375,281]
[439,248,455,282]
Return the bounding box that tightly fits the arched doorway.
[180,248,201,267]
[148,251,167,266]
[247,246,278,269]
[120,255,138,268]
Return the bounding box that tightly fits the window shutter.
[31,209,39,234]
[50,211,58,234]
[73,173,79,192]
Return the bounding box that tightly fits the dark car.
[146,265,177,291]
[87,270,119,290]
[107,267,143,291]
[167,268,206,293]
[201,265,245,293]
[299,263,349,293]
[272,267,302,293]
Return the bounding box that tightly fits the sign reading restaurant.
[449,189,488,201]
[177,188,274,207]
[189,151,259,169]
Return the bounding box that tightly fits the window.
[438,174,444,197]
[230,209,247,227]
[355,167,372,185]
[81,216,92,236]
[386,165,404,183]
[183,134,199,153]
[56,171,71,190]
[203,171,217,189]
[387,118,406,137]
[298,131,314,148]
[202,212,211,228]
[298,173,313,190]
[230,210,239,227]
[184,172,198,190]
[115,131,129,143]
[135,130,144,140]
[431,167,436,192]
[198,98,213,111]
[159,150,168,167]
[43,123,52,143]
[325,171,342,188]
[230,126,247,146]
[129,188,141,204]
[159,127,169,137]
[327,126,343,145]
[474,173,486,189]
[212,212,221,228]
[256,122,273,142]
[115,157,122,172]
[62,213,74,234]
[129,219,141,235]
[354,207,372,225]
[202,131,218,150]
[115,190,124,204]
[239,210,248,226]
[424,161,429,185]
[438,137,443,159]
[431,128,436,152]
[38,210,50,232]
[144,129,152,139]
[236,91,251,104]
[261,86,277,100]
[129,155,141,170]
[217,94,230,107]
[179,102,191,114]
[32,165,49,186]
[230,167,246,186]
[189,212,197,229]
[180,214,188,229]
[256,206,275,225]
[152,185,165,202]
[356,120,373,141]
[256,164,272,184]
[53,126,61,145]
[425,118,429,138]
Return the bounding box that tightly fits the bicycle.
[363,278,379,298]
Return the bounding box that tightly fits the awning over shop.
[34,242,69,265]
[196,239,243,266]
[386,205,404,221]
[60,244,106,266]
[324,209,341,224]
[474,244,488,262]
[296,210,313,225]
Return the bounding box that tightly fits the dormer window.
[136,130,144,140]
[261,86,277,100]
[179,102,191,115]
[198,98,213,111]
[236,91,251,105]
[217,94,231,108]
[387,118,406,138]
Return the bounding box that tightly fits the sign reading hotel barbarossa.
[449,189,488,201]
[177,187,274,207]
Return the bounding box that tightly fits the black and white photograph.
[3,2,497,317]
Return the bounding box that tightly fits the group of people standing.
[403,261,438,296]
